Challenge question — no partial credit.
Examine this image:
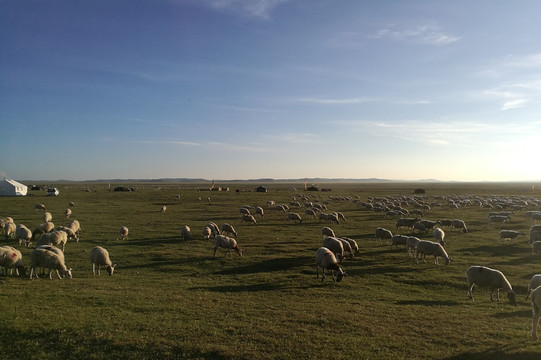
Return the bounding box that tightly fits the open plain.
[1,181,541,360]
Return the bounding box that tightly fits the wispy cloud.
[264,132,322,144]
[198,0,289,19]
[501,99,527,111]
[369,24,459,45]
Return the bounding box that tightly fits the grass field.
[1,181,541,360]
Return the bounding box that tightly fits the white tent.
[0,178,28,196]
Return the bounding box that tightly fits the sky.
[1,0,540,182]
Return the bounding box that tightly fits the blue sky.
[1,0,540,181]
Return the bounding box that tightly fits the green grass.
[1,181,541,359]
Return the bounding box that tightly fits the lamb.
[375,227,393,244]
[526,274,541,300]
[532,285,541,339]
[35,230,69,252]
[221,223,237,237]
[120,226,129,240]
[213,235,242,257]
[89,246,116,275]
[432,228,445,246]
[414,240,450,266]
[29,247,72,279]
[498,230,525,243]
[180,225,191,241]
[241,214,257,224]
[4,221,16,240]
[287,212,302,223]
[451,219,468,233]
[15,224,32,247]
[466,265,516,305]
[0,246,25,276]
[315,247,346,282]
[321,227,335,239]
[322,237,344,262]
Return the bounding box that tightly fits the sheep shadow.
[395,299,461,306]
[214,255,311,275]
[457,244,527,258]
[189,282,285,293]
[444,349,540,360]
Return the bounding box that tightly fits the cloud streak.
[370,24,459,45]
[199,0,289,19]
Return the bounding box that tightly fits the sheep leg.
[213,247,218,257]
[92,263,96,275]
[467,283,475,300]
[533,306,540,339]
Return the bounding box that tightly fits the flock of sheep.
[2,190,541,339]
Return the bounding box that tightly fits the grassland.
[1,181,541,359]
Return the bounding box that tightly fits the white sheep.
[180,225,191,241]
[35,230,69,252]
[241,214,257,224]
[221,223,237,237]
[451,219,468,233]
[213,235,242,257]
[65,208,72,218]
[321,227,335,239]
[4,221,16,240]
[337,237,355,259]
[287,212,302,223]
[526,274,541,300]
[15,224,32,247]
[0,245,25,276]
[466,265,516,305]
[340,237,359,256]
[69,220,81,239]
[206,222,220,237]
[161,205,167,213]
[43,212,52,223]
[532,285,541,339]
[315,247,346,282]
[32,222,55,240]
[120,226,129,240]
[29,247,72,279]
[322,237,344,262]
[415,240,450,265]
[406,236,421,257]
[375,227,393,244]
[498,230,525,243]
[305,208,317,219]
[239,207,251,216]
[255,206,264,218]
[432,227,445,246]
[89,246,116,276]
[203,226,212,240]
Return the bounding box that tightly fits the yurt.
[0,178,28,196]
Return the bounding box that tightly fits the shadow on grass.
[445,350,541,360]
[214,255,312,275]
[395,299,461,306]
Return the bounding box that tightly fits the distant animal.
[180,225,191,241]
[120,226,129,240]
[221,223,237,237]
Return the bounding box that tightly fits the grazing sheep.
[451,219,468,233]
[334,212,346,222]
[239,207,251,216]
[415,240,450,265]
[305,208,317,219]
[530,229,541,243]
[420,219,440,231]
[396,218,420,233]
[241,214,257,224]
[161,205,167,213]
[315,247,346,282]
[69,220,81,240]
[206,222,220,237]
[221,223,237,237]
[526,274,541,300]
[391,234,409,248]
[29,247,72,279]
[322,237,344,262]
[255,206,264,218]
[337,237,355,259]
[180,225,191,241]
[32,222,55,240]
[34,203,46,211]
[340,237,359,256]
[412,222,427,234]
[15,224,32,247]
[203,226,212,240]
[321,227,335,239]
[498,230,525,243]
[466,265,516,305]
[4,221,16,240]
[287,212,302,224]
[68,201,75,208]
[406,236,421,257]
[375,227,393,244]
[0,246,25,276]
[43,212,52,223]
[120,226,129,240]
[531,241,541,256]
[36,230,69,252]
[433,228,445,246]
[89,246,116,275]
[65,208,72,218]
[213,235,242,257]
[532,285,541,339]
[54,226,79,243]
[319,213,339,224]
